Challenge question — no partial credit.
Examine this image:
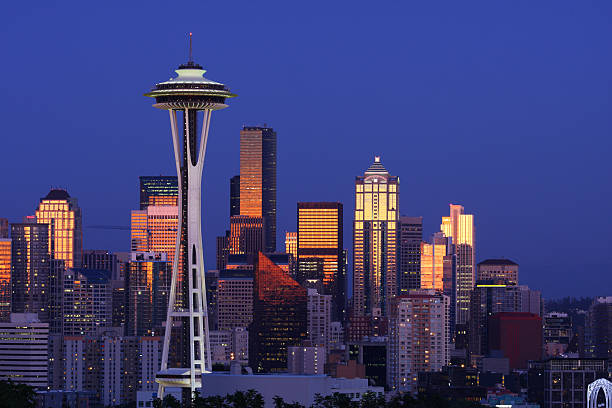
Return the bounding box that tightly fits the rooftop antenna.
[188,32,193,63]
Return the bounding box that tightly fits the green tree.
[0,380,37,408]
[224,389,264,408]
[152,394,182,408]
[311,393,357,408]
[273,395,306,408]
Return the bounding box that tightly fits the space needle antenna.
[189,32,193,63]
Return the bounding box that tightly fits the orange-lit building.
[139,176,178,210]
[10,223,50,320]
[35,189,82,268]
[297,202,344,321]
[229,215,263,257]
[0,238,10,321]
[249,253,307,373]
[285,232,297,259]
[440,204,475,325]
[130,206,178,266]
[239,126,276,252]
[353,157,399,319]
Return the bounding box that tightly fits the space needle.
[144,34,235,398]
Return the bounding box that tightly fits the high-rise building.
[353,156,399,319]
[587,296,612,361]
[398,216,423,293]
[387,290,450,393]
[240,126,277,253]
[216,231,230,271]
[216,269,253,331]
[35,188,83,269]
[230,175,240,217]
[420,233,453,292]
[0,313,49,389]
[10,223,50,320]
[0,219,8,238]
[307,288,332,352]
[0,238,10,321]
[130,206,178,266]
[62,268,112,336]
[543,312,572,356]
[285,232,297,259]
[229,215,263,257]
[477,259,518,285]
[468,280,542,357]
[298,202,344,321]
[126,252,170,336]
[250,253,307,373]
[83,250,119,280]
[440,204,474,326]
[139,176,178,209]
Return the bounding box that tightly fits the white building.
[387,290,450,393]
[307,288,331,352]
[209,327,249,366]
[0,313,49,389]
[140,336,162,391]
[201,371,383,408]
[102,335,123,406]
[288,345,325,374]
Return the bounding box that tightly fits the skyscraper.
[126,252,171,336]
[250,253,307,373]
[387,290,450,393]
[83,249,119,280]
[229,215,263,257]
[62,268,112,336]
[477,259,518,285]
[398,216,423,293]
[216,269,253,331]
[352,156,399,318]
[239,126,277,253]
[297,202,344,321]
[139,176,178,209]
[440,204,474,326]
[230,175,240,217]
[0,238,9,321]
[130,206,179,266]
[35,188,83,268]
[285,231,297,259]
[10,223,50,320]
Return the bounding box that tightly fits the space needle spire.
[144,34,236,398]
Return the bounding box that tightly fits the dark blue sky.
[1,1,610,298]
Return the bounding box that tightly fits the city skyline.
[1,2,611,299]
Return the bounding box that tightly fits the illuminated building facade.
[10,223,50,320]
[139,176,178,209]
[440,204,474,325]
[126,252,170,336]
[398,216,422,293]
[387,290,450,393]
[216,269,253,331]
[353,156,399,318]
[250,253,307,373]
[239,126,277,253]
[298,202,344,321]
[0,239,10,321]
[230,175,240,217]
[62,268,112,336]
[285,231,297,276]
[130,206,178,266]
[35,188,83,269]
[477,259,518,285]
[229,215,263,257]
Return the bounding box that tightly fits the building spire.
[188,32,193,63]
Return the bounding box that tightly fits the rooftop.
[478,258,518,266]
[364,156,389,175]
[44,188,70,200]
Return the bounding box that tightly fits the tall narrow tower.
[144,35,235,397]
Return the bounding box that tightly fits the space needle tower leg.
[146,36,235,401]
